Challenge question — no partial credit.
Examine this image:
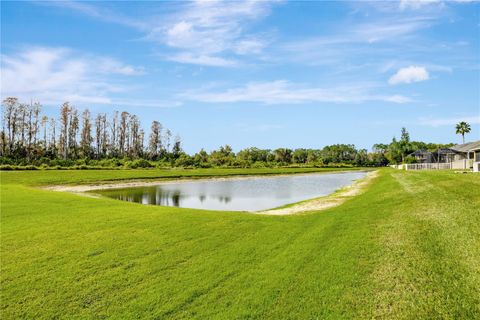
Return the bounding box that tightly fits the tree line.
[1,97,181,167]
[0,98,458,169]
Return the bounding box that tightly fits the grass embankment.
[1,168,479,319]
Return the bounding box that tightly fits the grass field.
[1,168,479,319]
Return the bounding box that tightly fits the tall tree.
[129,115,141,157]
[110,111,118,155]
[398,127,412,163]
[49,118,56,154]
[172,134,182,158]
[18,103,27,147]
[32,102,41,146]
[119,112,129,156]
[68,108,79,159]
[149,121,161,159]
[41,115,49,148]
[95,113,103,158]
[455,121,471,144]
[2,97,18,154]
[80,110,93,158]
[165,129,172,153]
[59,102,71,159]
[101,114,108,156]
[26,103,34,156]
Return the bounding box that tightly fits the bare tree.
[59,102,71,159]
[68,108,79,159]
[49,117,57,155]
[27,103,34,155]
[18,103,27,148]
[119,111,129,157]
[139,129,145,156]
[101,114,108,156]
[172,134,182,157]
[2,97,19,154]
[110,111,118,155]
[41,116,49,148]
[80,110,92,158]
[32,102,41,146]
[149,120,162,159]
[95,113,102,158]
[129,115,140,157]
[165,129,172,153]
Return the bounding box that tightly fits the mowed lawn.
[1,168,479,319]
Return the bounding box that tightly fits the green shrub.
[125,159,154,169]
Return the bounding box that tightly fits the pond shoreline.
[43,169,370,193]
[256,170,379,215]
[42,169,377,214]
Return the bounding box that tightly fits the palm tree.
[455,121,471,144]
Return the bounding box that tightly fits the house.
[450,140,480,161]
[448,140,480,170]
[405,140,480,171]
[432,148,457,163]
[410,150,433,163]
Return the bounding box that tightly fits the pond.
[96,171,367,212]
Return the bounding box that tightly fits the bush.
[0,157,14,165]
[0,165,39,170]
[175,154,194,167]
[251,161,267,169]
[125,159,154,169]
[404,156,417,164]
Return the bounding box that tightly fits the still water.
[97,171,367,212]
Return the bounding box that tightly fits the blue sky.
[1,0,479,152]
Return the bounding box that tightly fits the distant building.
[410,150,433,163]
[406,140,480,171]
[450,141,480,161]
[432,148,457,163]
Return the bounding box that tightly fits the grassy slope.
[1,168,479,319]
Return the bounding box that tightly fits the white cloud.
[399,0,477,10]
[167,53,238,67]
[36,1,147,29]
[389,66,430,84]
[97,58,145,75]
[183,80,411,105]
[399,0,440,10]
[0,46,144,105]
[145,0,279,66]
[40,1,280,67]
[419,115,480,127]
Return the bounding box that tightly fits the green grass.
[1,168,479,319]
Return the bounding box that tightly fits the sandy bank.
[42,171,362,193]
[256,170,379,215]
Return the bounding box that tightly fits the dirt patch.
[256,170,379,215]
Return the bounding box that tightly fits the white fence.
[404,163,452,170]
[451,159,474,170]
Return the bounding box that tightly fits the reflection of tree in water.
[171,191,181,207]
[218,196,231,204]
[199,195,206,203]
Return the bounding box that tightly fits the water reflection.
[97,171,367,211]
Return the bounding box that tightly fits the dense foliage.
[1,98,455,169]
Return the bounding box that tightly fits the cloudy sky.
[1,0,479,152]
